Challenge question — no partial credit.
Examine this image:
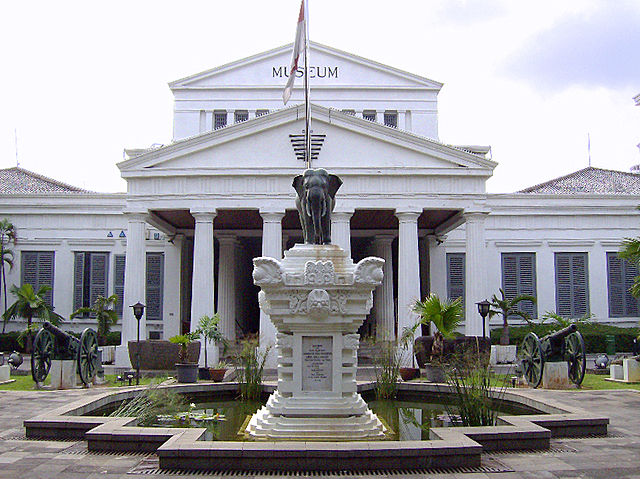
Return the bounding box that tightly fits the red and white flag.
[283,0,306,104]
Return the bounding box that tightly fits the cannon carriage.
[519,324,586,388]
[31,322,99,386]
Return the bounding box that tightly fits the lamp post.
[476,300,491,338]
[130,302,145,385]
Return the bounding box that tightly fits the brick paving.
[0,386,639,478]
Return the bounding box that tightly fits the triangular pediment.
[118,105,495,175]
[169,42,443,90]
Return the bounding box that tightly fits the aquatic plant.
[109,382,186,426]
[234,336,272,401]
[373,340,401,399]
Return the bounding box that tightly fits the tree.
[412,294,463,362]
[488,288,536,345]
[71,294,119,345]
[619,237,640,297]
[3,283,64,352]
[0,219,16,333]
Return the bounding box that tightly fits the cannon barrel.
[540,324,577,343]
[42,321,77,351]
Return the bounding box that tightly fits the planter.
[414,336,491,368]
[209,368,227,382]
[423,364,446,383]
[198,367,211,380]
[175,363,198,383]
[399,367,420,381]
[490,345,517,365]
[128,340,200,370]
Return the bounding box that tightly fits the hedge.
[492,323,640,354]
[0,330,121,352]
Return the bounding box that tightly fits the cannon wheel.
[520,332,544,388]
[565,331,586,386]
[77,328,99,386]
[31,328,54,384]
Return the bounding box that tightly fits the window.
[21,251,55,306]
[447,253,465,315]
[73,252,109,315]
[214,111,227,129]
[234,110,248,123]
[607,252,639,317]
[114,255,125,317]
[362,110,376,122]
[384,111,398,128]
[555,252,589,318]
[341,109,355,116]
[502,253,537,318]
[256,109,269,117]
[146,253,164,321]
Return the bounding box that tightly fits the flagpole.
[303,0,311,169]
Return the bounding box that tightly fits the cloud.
[501,3,640,90]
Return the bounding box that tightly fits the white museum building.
[2,42,640,367]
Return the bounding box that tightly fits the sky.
[0,0,638,193]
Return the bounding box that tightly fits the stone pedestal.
[623,358,640,382]
[610,364,624,380]
[490,345,517,365]
[541,362,570,389]
[0,365,9,382]
[50,360,80,389]
[247,244,386,441]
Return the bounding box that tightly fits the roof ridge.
[0,166,93,193]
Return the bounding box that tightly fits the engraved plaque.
[302,336,333,391]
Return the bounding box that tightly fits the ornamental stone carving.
[343,333,360,350]
[307,289,331,319]
[304,261,335,285]
[354,257,384,285]
[253,257,284,285]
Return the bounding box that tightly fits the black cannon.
[519,324,586,388]
[31,322,99,386]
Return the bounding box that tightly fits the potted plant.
[209,361,228,382]
[412,294,463,382]
[169,331,200,383]
[398,323,421,381]
[195,314,226,380]
[488,288,536,364]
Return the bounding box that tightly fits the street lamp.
[130,302,145,385]
[476,300,491,338]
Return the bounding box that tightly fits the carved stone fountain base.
[247,244,386,441]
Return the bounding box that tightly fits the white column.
[373,235,395,341]
[115,213,147,367]
[398,111,406,130]
[589,243,608,320]
[464,211,488,337]
[163,234,183,341]
[260,210,284,365]
[396,210,421,354]
[190,211,217,367]
[217,233,237,341]
[331,209,353,256]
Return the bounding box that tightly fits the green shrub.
[106,331,121,345]
[0,331,24,353]
[492,323,640,354]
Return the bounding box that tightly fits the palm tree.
[488,288,536,345]
[619,237,640,297]
[0,219,16,333]
[412,294,463,362]
[71,294,118,345]
[3,283,64,352]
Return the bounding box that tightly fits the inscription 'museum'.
[302,336,333,392]
[272,66,339,79]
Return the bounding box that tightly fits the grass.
[0,373,161,391]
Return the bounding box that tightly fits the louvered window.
[214,111,227,129]
[362,110,376,122]
[114,255,125,317]
[146,253,164,321]
[21,251,55,306]
[607,253,639,317]
[341,109,355,116]
[555,252,589,318]
[73,252,109,316]
[501,253,537,319]
[447,253,465,316]
[384,111,398,128]
[234,110,248,123]
[256,109,269,117]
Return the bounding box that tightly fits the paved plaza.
[0,386,639,478]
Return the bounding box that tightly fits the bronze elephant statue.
[292,169,343,245]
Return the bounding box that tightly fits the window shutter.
[38,252,55,306]
[555,252,589,318]
[114,255,126,317]
[447,253,465,301]
[607,253,639,317]
[146,253,164,321]
[21,252,38,288]
[89,253,108,310]
[73,252,85,312]
[501,253,537,319]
